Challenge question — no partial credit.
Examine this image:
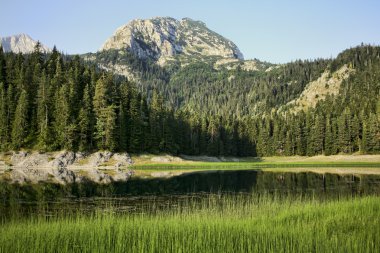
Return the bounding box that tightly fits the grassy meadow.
[130,155,380,179]
[1,194,379,253]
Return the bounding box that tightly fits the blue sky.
[1,0,379,63]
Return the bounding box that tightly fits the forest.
[0,44,379,156]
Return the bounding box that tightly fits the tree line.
[0,44,379,156]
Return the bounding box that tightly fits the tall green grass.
[133,161,380,170]
[1,194,379,253]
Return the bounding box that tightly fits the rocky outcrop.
[0,34,51,54]
[100,17,244,66]
[214,58,275,72]
[0,151,134,184]
[281,65,355,113]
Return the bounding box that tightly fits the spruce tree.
[0,83,7,150]
[36,71,51,150]
[0,46,6,85]
[366,113,380,153]
[294,115,306,156]
[11,90,29,149]
[207,116,220,156]
[104,105,117,151]
[284,131,293,156]
[149,90,163,153]
[118,81,131,151]
[324,117,333,155]
[140,96,150,152]
[78,84,94,151]
[93,75,116,150]
[338,109,352,153]
[199,117,208,155]
[53,84,73,149]
[129,92,142,153]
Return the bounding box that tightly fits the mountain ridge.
[0,34,51,54]
[99,17,244,66]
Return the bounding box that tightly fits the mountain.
[0,34,51,54]
[100,17,243,66]
[0,24,379,156]
[84,17,272,83]
[80,18,379,121]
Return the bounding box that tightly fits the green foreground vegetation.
[1,194,379,253]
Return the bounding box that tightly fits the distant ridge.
[0,34,51,54]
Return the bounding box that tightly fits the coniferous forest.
[0,43,379,156]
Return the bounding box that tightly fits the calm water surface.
[1,169,380,220]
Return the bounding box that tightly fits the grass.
[0,194,379,252]
[77,169,89,177]
[0,153,13,166]
[132,159,380,178]
[130,154,380,174]
[132,161,380,170]
[100,157,117,166]
[76,157,90,166]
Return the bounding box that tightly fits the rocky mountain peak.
[0,34,51,54]
[100,17,244,65]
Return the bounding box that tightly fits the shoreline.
[1,152,380,184]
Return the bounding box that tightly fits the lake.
[1,168,380,220]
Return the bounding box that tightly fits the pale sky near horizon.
[1,0,380,63]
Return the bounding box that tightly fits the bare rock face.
[0,34,51,54]
[0,151,134,185]
[100,17,244,65]
[50,151,77,169]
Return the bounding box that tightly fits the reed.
[1,194,379,252]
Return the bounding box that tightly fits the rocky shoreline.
[0,151,134,184]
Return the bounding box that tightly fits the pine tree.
[308,114,325,155]
[103,105,117,151]
[294,115,306,156]
[306,112,314,156]
[11,90,29,149]
[351,115,360,152]
[129,92,143,152]
[36,71,51,150]
[361,120,368,153]
[207,116,220,156]
[324,117,333,155]
[0,46,6,85]
[284,131,293,156]
[118,81,131,151]
[162,110,178,154]
[6,84,16,142]
[78,84,94,151]
[257,117,272,156]
[366,113,380,153]
[331,118,339,154]
[93,75,116,150]
[199,117,208,155]
[31,41,44,66]
[140,96,150,152]
[338,109,352,153]
[149,90,163,153]
[0,83,8,150]
[54,84,74,149]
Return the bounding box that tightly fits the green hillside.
[0,44,379,156]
